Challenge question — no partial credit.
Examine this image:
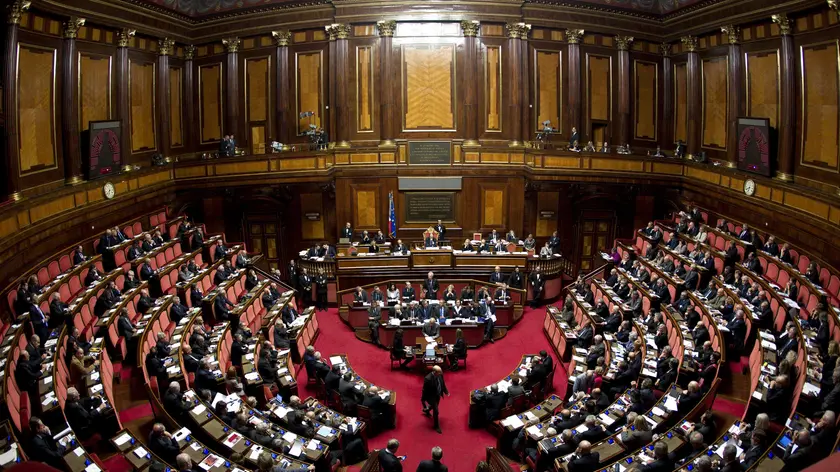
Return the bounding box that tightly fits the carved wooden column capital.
[184,45,196,60]
[376,20,396,37]
[721,25,741,44]
[659,43,672,57]
[505,22,531,40]
[272,30,291,47]
[222,37,241,53]
[615,35,634,51]
[158,38,174,56]
[326,24,351,41]
[460,20,480,37]
[7,0,30,25]
[566,29,584,44]
[772,13,792,35]
[681,35,698,53]
[62,17,85,39]
[117,28,135,48]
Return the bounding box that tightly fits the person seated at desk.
[484,384,508,422]
[28,417,66,470]
[195,358,219,394]
[402,282,416,302]
[488,229,500,244]
[72,244,87,265]
[442,285,457,302]
[492,239,508,253]
[423,318,441,337]
[583,141,596,152]
[373,230,386,244]
[385,283,400,304]
[127,240,145,262]
[522,234,536,251]
[393,239,409,254]
[446,329,467,371]
[474,238,488,253]
[429,302,447,320]
[354,286,369,303]
[460,238,473,252]
[505,230,518,243]
[214,293,235,321]
[360,230,371,245]
[362,386,392,425]
[319,243,337,258]
[424,232,439,248]
[540,241,552,257]
[565,440,599,472]
[494,284,510,303]
[461,285,475,302]
[390,304,406,320]
[423,272,439,299]
[450,299,469,318]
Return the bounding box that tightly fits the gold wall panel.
[354,190,378,227]
[357,46,373,132]
[651,162,684,175]
[591,158,644,171]
[543,156,581,168]
[278,157,317,170]
[402,44,456,130]
[350,153,378,164]
[30,195,74,223]
[674,63,687,143]
[137,170,171,188]
[481,189,504,227]
[784,191,830,220]
[535,50,560,133]
[702,56,728,149]
[199,63,223,143]
[486,45,502,132]
[634,60,657,140]
[246,57,269,123]
[801,42,840,171]
[588,55,611,122]
[745,51,779,129]
[175,166,206,179]
[536,191,559,237]
[129,60,156,152]
[17,44,57,174]
[300,193,325,240]
[296,51,323,135]
[79,52,111,132]
[215,161,269,175]
[169,67,183,147]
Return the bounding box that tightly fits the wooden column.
[505,23,526,147]
[461,20,480,146]
[723,25,743,167]
[615,36,634,147]
[773,13,795,180]
[682,35,700,156]
[157,38,173,157]
[272,31,291,146]
[519,25,531,146]
[377,20,396,147]
[116,28,134,171]
[61,17,85,184]
[333,24,351,148]
[183,45,196,152]
[566,29,584,139]
[660,43,674,148]
[222,37,241,144]
[3,0,29,201]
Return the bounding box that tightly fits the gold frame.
[16,43,59,177]
[198,62,224,144]
[798,40,840,172]
[532,48,561,135]
[355,45,375,134]
[169,65,185,148]
[294,49,325,136]
[400,42,458,133]
[673,61,688,145]
[244,54,272,150]
[700,55,729,151]
[585,53,613,136]
[128,58,158,152]
[633,59,659,142]
[77,51,113,132]
[485,44,504,133]
[744,49,781,131]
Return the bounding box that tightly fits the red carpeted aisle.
[299,307,568,472]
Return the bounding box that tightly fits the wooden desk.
[380,322,485,348]
[454,253,528,269]
[410,250,453,268]
[336,255,409,270]
[331,354,397,429]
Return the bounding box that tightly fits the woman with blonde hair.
[225,366,245,396]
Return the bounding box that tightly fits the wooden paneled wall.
[634,60,658,141]
[535,50,561,134]
[296,51,323,135]
[674,62,688,143]
[799,41,839,172]
[79,52,112,131]
[169,67,184,147]
[17,44,58,175]
[402,44,456,131]
[701,56,728,150]
[129,59,156,152]
[199,62,223,143]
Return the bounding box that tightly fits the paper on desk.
[245,372,260,381]
[803,383,820,395]
[664,396,679,412]
[73,446,85,457]
[317,426,333,437]
[114,434,132,446]
[192,403,206,414]
[527,425,543,438]
[651,407,666,417]
[501,415,524,429]
[133,446,148,458]
[306,439,319,450]
[330,356,344,365]
[288,442,303,457]
[282,431,298,443]
[598,413,616,426]
[85,464,101,472]
[249,445,264,460]
[715,443,742,458]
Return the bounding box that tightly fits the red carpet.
[302,307,568,472]
[711,396,747,420]
[118,403,154,424]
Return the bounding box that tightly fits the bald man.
[421,365,449,434]
[568,440,599,472]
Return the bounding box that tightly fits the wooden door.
[245,217,283,272]
[577,211,615,273]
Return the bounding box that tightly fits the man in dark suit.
[434,220,447,241]
[421,366,449,433]
[567,441,599,472]
[149,423,180,463]
[182,345,200,373]
[641,441,675,472]
[281,304,298,325]
[28,297,49,342]
[213,240,227,262]
[529,268,545,308]
[692,321,710,347]
[393,239,409,255]
[778,326,798,360]
[214,294,234,321]
[64,387,102,440]
[324,365,342,393]
[341,222,353,240]
[298,269,313,306]
[170,296,188,324]
[484,384,508,422]
[402,282,416,302]
[194,359,218,393]
[416,446,448,472]
[379,439,404,472]
[163,381,192,418]
[728,310,747,351]
[353,287,369,303]
[257,349,276,383]
[678,381,703,413]
[127,240,145,261]
[28,417,66,470]
[489,266,505,284]
[230,334,246,367]
[423,318,441,337]
[423,272,439,299]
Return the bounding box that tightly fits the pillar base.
[508,140,524,148]
[66,175,84,185]
[378,140,396,148]
[726,161,736,168]
[336,140,352,149]
[123,164,134,172]
[462,139,480,147]
[8,192,22,203]
[774,172,792,182]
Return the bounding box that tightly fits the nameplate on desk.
[405,192,455,223]
[408,141,451,165]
